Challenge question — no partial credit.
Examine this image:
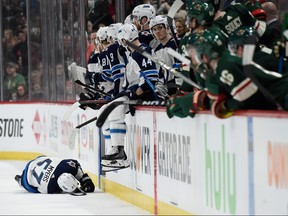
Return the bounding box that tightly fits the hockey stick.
[69,187,87,196]
[68,116,98,149]
[68,116,97,146]
[68,99,166,144]
[96,98,167,128]
[166,47,191,67]
[126,41,203,90]
[243,35,284,110]
[63,99,109,121]
[69,62,112,97]
[63,101,81,121]
[167,0,184,38]
[75,80,111,97]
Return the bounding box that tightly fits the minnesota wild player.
[211,0,273,48]
[192,29,288,118]
[228,25,287,73]
[166,1,222,118]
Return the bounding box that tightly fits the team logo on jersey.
[67,160,76,168]
[141,31,150,36]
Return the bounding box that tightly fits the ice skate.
[101,146,130,171]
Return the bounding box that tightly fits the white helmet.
[149,15,168,30]
[124,14,132,24]
[132,4,156,23]
[117,23,139,47]
[97,26,109,42]
[57,173,81,193]
[107,23,123,42]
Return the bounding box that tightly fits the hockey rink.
[0,160,151,215]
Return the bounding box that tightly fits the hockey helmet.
[117,23,139,47]
[132,4,156,23]
[193,28,227,62]
[97,26,109,42]
[244,0,266,20]
[57,173,81,193]
[149,15,168,30]
[228,26,259,54]
[187,1,215,26]
[124,14,132,24]
[107,23,123,42]
[187,0,220,11]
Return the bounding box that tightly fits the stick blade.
[167,0,184,19]
[63,101,81,121]
[68,128,78,148]
[166,47,191,66]
[69,62,87,83]
[96,102,120,128]
[242,35,257,66]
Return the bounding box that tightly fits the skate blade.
[102,164,130,172]
[101,159,129,168]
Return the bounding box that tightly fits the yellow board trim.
[102,177,193,215]
[0,152,193,215]
[0,152,43,160]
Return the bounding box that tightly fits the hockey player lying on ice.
[15,155,95,195]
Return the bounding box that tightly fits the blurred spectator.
[16,84,29,101]
[12,30,28,78]
[55,63,66,101]
[63,34,73,66]
[3,62,26,101]
[157,0,170,15]
[31,83,44,100]
[87,20,94,36]
[108,0,116,23]
[175,18,188,46]
[87,0,113,28]
[65,80,74,102]
[86,30,97,64]
[31,68,43,87]
[261,1,282,42]
[2,28,17,62]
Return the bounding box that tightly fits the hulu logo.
[205,124,236,214]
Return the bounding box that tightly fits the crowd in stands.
[2,0,287,105]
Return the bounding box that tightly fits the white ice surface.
[0,160,151,215]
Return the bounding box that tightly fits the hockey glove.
[273,40,286,59]
[79,92,99,110]
[155,82,169,100]
[79,173,95,193]
[211,98,234,119]
[166,91,197,118]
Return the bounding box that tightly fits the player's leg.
[101,104,129,168]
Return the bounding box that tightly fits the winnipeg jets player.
[149,15,178,95]
[15,155,95,194]
[98,23,161,171]
[106,23,127,97]
[131,3,159,49]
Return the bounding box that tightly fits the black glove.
[79,92,99,110]
[79,173,95,192]
[273,40,286,59]
[129,105,136,116]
